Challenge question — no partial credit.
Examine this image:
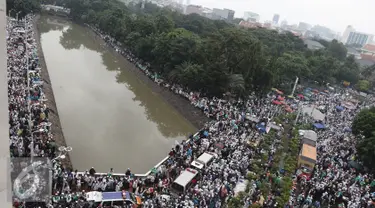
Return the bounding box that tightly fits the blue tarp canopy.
[313,123,325,129]
[336,106,344,111]
[203,131,209,137]
[256,123,266,133]
[102,192,123,201]
[344,127,352,132]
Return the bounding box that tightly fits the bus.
[170,168,199,196]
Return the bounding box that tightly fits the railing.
[76,131,201,178]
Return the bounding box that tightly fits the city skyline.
[190,0,375,35]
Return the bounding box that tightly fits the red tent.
[277,96,285,101]
[285,107,293,112]
[276,90,284,95]
[272,100,282,105]
[297,94,304,99]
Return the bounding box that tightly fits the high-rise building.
[342,25,355,44]
[212,8,235,21]
[224,9,235,21]
[311,25,335,40]
[298,22,311,31]
[272,14,280,24]
[244,11,260,22]
[346,32,374,47]
[185,5,203,15]
[342,25,374,46]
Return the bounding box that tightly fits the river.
[38,16,196,173]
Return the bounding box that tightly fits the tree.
[356,132,375,173]
[61,0,362,97]
[327,39,347,61]
[356,80,370,92]
[352,107,375,139]
[352,107,375,172]
[7,0,41,18]
[273,52,310,93]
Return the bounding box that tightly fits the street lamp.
[16,11,21,22]
[8,9,13,18]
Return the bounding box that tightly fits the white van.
[85,191,135,207]
[191,152,217,170]
[170,168,199,195]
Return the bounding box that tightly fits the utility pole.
[8,9,13,18]
[294,103,302,125]
[290,76,299,97]
[16,11,21,22]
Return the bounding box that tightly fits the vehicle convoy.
[170,152,218,196]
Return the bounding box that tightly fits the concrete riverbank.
[32,15,73,170]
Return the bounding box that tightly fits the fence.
[76,131,201,178]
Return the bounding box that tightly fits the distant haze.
[191,0,375,35]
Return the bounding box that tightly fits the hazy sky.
[191,0,375,35]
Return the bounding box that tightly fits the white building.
[342,25,374,46]
[244,11,260,22]
[212,8,235,21]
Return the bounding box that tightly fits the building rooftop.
[303,39,325,50]
[301,144,317,161]
[362,44,375,52]
[346,47,360,55]
[357,58,375,67]
[239,20,262,28]
[361,54,375,61]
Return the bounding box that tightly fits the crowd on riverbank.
[7,15,86,207]
[7,15,375,208]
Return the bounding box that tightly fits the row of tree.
[352,106,375,173]
[7,0,375,96]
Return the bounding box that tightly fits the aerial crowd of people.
[7,14,375,208]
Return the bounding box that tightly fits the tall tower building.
[272,14,280,24]
[342,25,355,44]
[186,0,190,6]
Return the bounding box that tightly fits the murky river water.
[38,16,196,173]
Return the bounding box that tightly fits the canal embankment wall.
[32,14,73,170]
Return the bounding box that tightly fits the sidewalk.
[0,0,12,207]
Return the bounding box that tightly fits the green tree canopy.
[352,107,375,172]
[352,107,375,138]
[14,0,360,96]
